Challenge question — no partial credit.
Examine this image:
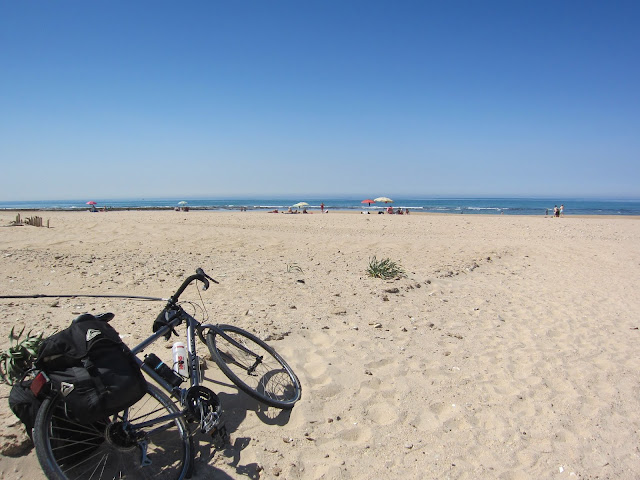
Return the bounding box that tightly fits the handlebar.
[152,268,219,340]
[167,268,219,305]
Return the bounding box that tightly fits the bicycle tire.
[33,383,192,480]
[206,325,301,409]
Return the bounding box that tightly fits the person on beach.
[553,205,558,217]
[405,208,410,215]
[320,202,324,213]
[387,206,393,214]
[560,204,564,216]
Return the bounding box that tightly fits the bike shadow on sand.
[191,379,294,479]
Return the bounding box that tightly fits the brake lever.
[196,268,220,285]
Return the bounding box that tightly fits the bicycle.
[31,268,302,480]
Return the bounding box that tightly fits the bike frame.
[131,312,202,402]
[131,309,265,406]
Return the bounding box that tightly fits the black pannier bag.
[10,373,108,459]
[8,377,42,439]
[35,313,147,424]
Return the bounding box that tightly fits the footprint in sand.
[335,425,373,443]
[309,331,334,348]
[365,402,400,426]
[315,383,343,399]
[359,376,382,391]
[303,352,329,380]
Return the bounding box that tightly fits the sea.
[1,197,639,216]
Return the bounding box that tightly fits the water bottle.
[143,353,183,387]
[172,341,188,378]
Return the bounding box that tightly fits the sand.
[1,210,639,479]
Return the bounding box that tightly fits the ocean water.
[1,197,639,216]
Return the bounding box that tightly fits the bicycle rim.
[206,325,301,409]
[33,384,192,480]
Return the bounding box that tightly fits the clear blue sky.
[1,1,639,200]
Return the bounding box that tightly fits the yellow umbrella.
[292,202,309,208]
[374,197,393,203]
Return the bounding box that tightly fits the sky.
[1,1,639,201]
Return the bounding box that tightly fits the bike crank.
[184,386,223,434]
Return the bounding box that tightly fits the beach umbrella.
[374,197,393,203]
[292,202,308,208]
[86,201,97,205]
[178,201,188,206]
[361,199,375,206]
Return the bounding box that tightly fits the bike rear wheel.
[206,325,301,409]
[33,383,192,480]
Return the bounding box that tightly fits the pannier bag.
[35,313,147,424]
[8,376,42,439]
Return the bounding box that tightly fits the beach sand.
[1,210,639,479]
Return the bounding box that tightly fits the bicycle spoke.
[34,385,192,480]
[207,325,301,408]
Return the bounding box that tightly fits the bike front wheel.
[33,383,192,480]
[206,325,301,409]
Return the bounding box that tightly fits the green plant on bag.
[366,256,406,279]
[0,326,44,385]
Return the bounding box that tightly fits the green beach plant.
[0,326,44,385]
[366,256,406,280]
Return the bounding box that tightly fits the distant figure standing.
[553,205,559,217]
[320,202,324,213]
[560,204,564,216]
[545,208,549,216]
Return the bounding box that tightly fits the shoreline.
[2,197,640,217]
[2,207,640,219]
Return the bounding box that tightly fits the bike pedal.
[200,411,221,434]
